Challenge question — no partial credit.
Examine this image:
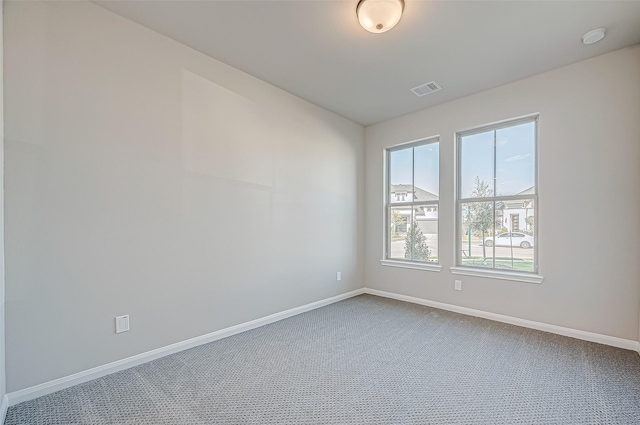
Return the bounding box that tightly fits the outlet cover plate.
[116,315,130,333]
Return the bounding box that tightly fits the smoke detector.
[410,81,442,97]
[582,28,606,45]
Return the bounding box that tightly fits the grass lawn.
[461,258,534,272]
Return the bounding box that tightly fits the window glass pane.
[496,122,535,196]
[460,131,494,199]
[389,206,412,260]
[460,201,495,268]
[414,143,439,200]
[387,139,439,264]
[458,119,537,273]
[414,205,438,263]
[389,147,413,204]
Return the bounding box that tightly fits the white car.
[483,232,534,249]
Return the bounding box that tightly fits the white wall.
[4,1,364,392]
[365,46,640,341]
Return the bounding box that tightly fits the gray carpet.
[5,294,640,424]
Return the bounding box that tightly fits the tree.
[466,177,493,261]
[391,210,404,236]
[405,219,431,261]
[525,216,534,234]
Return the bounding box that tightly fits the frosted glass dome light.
[356,0,405,34]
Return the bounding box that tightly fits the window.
[456,117,538,274]
[385,138,439,265]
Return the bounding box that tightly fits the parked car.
[483,232,534,249]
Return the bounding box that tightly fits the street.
[389,236,534,263]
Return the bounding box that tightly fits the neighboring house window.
[386,137,439,263]
[457,116,538,273]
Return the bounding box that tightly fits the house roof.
[516,186,535,196]
[390,185,438,202]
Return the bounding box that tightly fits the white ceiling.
[94,1,640,126]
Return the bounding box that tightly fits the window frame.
[382,136,441,271]
[453,115,542,282]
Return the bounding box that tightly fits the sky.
[389,121,535,199]
[461,121,535,198]
[389,142,439,196]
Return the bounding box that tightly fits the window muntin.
[386,138,439,264]
[457,118,537,273]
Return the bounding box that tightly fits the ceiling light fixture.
[582,28,606,45]
[356,0,404,34]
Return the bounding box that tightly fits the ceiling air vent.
[410,81,442,97]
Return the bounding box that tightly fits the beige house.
[390,184,438,235]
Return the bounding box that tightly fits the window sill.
[380,260,442,272]
[449,266,544,284]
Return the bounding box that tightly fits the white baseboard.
[6,287,637,408]
[6,288,365,407]
[0,395,8,425]
[364,288,640,352]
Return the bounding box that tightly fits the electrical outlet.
[115,315,130,334]
[454,280,462,291]
[336,272,342,281]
